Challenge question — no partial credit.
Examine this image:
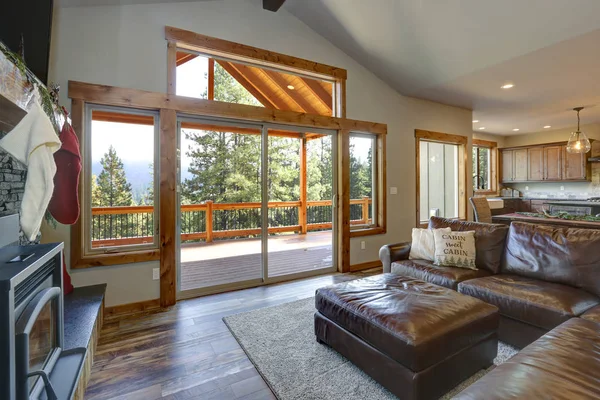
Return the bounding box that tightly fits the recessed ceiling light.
[287,85,295,90]
[479,127,486,130]
[544,125,551,129]
[512,128,520,131]
[501,83,514,89]
[472,120,479,123]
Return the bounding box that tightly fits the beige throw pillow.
[433,230,477,269]
[409,227,451,262]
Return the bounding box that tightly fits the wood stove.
[0,214,85,400]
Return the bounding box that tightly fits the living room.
[1,0,599,399]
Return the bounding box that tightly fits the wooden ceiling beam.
[301,78,333,113]
[262,70,321,115]
[216,61,279,109]
[263,0,287,12]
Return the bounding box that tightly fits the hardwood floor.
[86,269,380,400]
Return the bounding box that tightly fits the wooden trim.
[72,251,160,269]
[217,61,281,109]
[302,77,333,112]
[336,79,346,118]
[459,144,468,220]
[349,227,385,238]
[165,26,347,80]
[473,138,497,148]
[349,260,382,272]
[159,109,177,307]
[167,41,177,95]
[338,130,351,273]
[299,137,308,234]
[70,99,85,270]
[104,298,161,319]
[68,81,386,134]
[207,57,215,100]
[378,133,387,234]
[263,69,321,114]
[415,129,468,145]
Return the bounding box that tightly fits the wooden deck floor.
[180,231,333,292]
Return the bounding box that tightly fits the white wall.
[473,132,506,148]
[46,0,472,306]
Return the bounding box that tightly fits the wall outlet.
[390,187,398,195]
[152,268,160,280]
[560,186,565,191]
[360,241,366,250]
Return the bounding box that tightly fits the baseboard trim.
[349,260,382,272]
[105,298,161,319]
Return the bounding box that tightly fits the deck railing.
[90,197,372,247]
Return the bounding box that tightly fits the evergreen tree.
[94,145,134,207]
[140,163,154,206]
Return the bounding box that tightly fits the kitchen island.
[492,213,600,230]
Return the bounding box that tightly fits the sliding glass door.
[176,117,336,298]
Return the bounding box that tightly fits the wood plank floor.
[180,232,333,291]
[86,269,380,400]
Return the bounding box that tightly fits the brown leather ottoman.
[315,274,499,400]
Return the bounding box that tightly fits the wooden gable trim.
[415,129,468,145]
[473,138,497,148]
[68,81,386,134]
[165,26,347,80]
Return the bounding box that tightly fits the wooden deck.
[180,231,333,291]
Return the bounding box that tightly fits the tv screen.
[0,0,54,84]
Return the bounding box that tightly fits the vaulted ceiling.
[285,0,600,135]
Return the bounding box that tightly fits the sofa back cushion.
[428,217,509,273]
[502,222,600,297]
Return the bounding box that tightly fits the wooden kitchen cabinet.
[527,147,544,181]
[544,146,562,180]
[514,149,528,181]
[562,146,587,180]
[500,142,590,183]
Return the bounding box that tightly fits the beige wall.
[500,123,600,196]
[46,0,472,306]
[473,132,506,148]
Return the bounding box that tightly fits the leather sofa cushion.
[458,275,599,330]
[428,216,509,274]
[503,222,600,297]
[391,259,491,289]
[581,305,600,325]
[454,318,600,400]
[315,274,498,372]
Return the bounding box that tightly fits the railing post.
[299,136,308,234]
[206,200,213,243]
[362,196,370,225]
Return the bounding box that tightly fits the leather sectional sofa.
[380,216,600,349]
[380,217,600,398]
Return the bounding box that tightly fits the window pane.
[349,135,375,227]
[89,109,157,249]
[176,50,335,116]
[473,146,491,190]
[420,140,459,223]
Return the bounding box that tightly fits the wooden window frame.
[165,26,347,118]
[415,129,468,228]
[347,132,387,238]
[472,138,498,195]
[68,81,386,305]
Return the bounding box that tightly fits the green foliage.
[93,145,134,207]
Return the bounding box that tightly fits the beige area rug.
[224,297,518,400]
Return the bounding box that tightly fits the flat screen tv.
[0,0,54,84]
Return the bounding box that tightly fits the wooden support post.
[206,200,214,243]
[160,109,177,307]
[167,41,177,95]
[299,136,308,234]
[208,58,215,101]
[362,196,370,225]
[338,130,351,273]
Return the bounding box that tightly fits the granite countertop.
[64,284,106,350]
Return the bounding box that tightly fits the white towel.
[0,97,61,240]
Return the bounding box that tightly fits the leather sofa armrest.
[379,242,411,273]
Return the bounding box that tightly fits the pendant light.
[566,107,591,154]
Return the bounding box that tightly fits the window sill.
[474,190,498,196]
[71,249,160,269]
[350,227,386,238]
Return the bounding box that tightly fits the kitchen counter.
[492,213,600,229]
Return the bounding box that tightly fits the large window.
[166,27,346,117]
[472,139,498,194]
[415,130,467,226]
[83,106,159,254]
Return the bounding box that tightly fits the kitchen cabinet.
[562,146,587,180]
[500,142,590,183]
[527,147,544,181]
[544,146,562,180]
